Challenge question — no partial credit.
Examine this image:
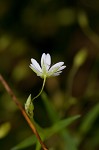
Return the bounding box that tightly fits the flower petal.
[41,53,46,68]
[46,53,51,69]
[30,65,42,76]
[31,59,42,72]
[48,62,64,74]
[57,65,66,71]
[51,71,62,76]
[41,53,48,74]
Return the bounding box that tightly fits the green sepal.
[25,94,34,119]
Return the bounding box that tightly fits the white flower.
[30,53,66,78]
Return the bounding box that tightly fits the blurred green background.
[0,0,99,150]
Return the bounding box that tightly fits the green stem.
[32,77,46,101]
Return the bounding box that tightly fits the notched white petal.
[31,59,42,72]
[46,53,51,66]
[30,65,42,76]
[49,62,64,71]
[43,54,51,70]
[41,53,46,68]
[51,72,62,76]
[57,65,66,71]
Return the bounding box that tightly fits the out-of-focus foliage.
[0,0,99,150]
[0,122,11,139]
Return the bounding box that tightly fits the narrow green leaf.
[79,103,99,135]
[35,141,41,150]
[41,92,59,123]
[45,115,80,138]
[11,135,37,150]
[42,92,79,150]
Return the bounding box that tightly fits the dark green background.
[0,0,99,149]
